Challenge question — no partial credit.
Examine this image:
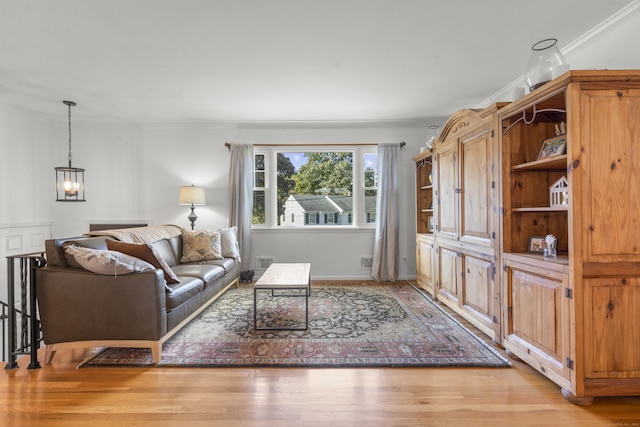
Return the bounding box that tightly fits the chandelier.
[55,100,86,202]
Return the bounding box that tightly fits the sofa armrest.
[36,266,168,344]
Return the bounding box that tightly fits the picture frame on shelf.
[428,216,434,233]
[527,236,546,253]
[537,135,567,160]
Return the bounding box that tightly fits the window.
[252,147,377,228]
[363,152,378,224]
[252,153,266,225]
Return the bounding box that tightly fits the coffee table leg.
[253,287,258,329]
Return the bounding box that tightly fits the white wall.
[0,104,60,227]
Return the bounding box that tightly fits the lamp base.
[188,205,198,230]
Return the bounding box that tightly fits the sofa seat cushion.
[165,277,204,312]
[198,258,237,275]
[171,264,225,288]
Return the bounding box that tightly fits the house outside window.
[253,147,377,228]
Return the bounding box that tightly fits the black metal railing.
[3,252,46,369]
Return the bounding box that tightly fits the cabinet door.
[584,277,640,379]
[460,126,493,246]
[437,246,460,306]
[436,140,459,239]
[416,236,435,295]
[461,253,497,339]
[577,88,640,263]
[504,261,571,389]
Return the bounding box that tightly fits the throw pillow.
[181,229,223,263]
[218,226,240,260]
[106,240,180,284]
[64,245,155,276]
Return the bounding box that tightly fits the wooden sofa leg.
[44,345,56,364]
[151,342,162,364]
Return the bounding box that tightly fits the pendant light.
[55,100,86,202]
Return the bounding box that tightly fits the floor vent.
[360,256,373,270]
[256,257,274,270]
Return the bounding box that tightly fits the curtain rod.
[224,142,405,150]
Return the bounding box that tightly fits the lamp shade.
[179,185,206,205]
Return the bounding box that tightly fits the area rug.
[83,282,510,368]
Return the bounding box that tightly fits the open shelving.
[501,90,569,257]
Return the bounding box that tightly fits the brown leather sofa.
[36,225,239,363]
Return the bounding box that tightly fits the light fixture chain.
[67,101,73,165]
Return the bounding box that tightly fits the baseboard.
[253,274,417,281]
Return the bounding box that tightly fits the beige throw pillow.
[218,226,240,260]
[64,245,155,276]
[181,230,223,262]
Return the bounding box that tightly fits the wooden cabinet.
[415,104,504,343]
[499,70,640,404]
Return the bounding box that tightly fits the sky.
[280,152,377,172]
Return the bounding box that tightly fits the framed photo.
[527,236,546,253]
[428,216,434,233]
[537,135,567,160]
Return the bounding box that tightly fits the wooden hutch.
[415,70,640,404]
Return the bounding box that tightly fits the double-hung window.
[252,146,378,228]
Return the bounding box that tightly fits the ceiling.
[0,0,634,123]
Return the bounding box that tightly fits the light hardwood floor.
[2,284,639,427]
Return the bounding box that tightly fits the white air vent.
[256,256,274,270]
[360,256,373,270]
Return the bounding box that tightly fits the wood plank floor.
[2,284,639,426]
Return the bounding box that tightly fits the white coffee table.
[253,263,311,330]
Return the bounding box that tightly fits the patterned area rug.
[83,282,510,368]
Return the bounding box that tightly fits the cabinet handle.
[455,188,462,194]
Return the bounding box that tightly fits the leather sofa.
[36,225,240,363]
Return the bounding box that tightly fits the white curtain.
[371,143,399,282]
[228,144,253,272]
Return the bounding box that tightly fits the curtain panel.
[371,143,399,281]
[228,144,253,272]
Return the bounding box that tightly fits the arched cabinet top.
[434,103,507,145]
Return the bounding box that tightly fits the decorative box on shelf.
[549,176,569,207]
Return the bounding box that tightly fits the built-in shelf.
[511,154,567,172]
[512,206,569,212]
[421,185,433,190]
[421,209,434,213]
